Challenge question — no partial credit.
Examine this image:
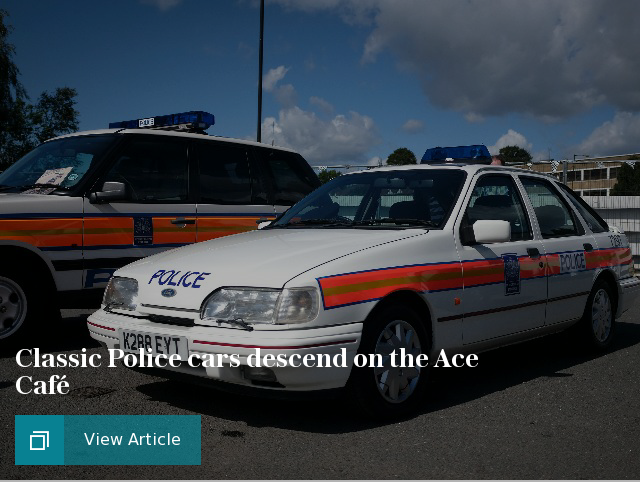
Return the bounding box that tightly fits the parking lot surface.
[2,303,640,479]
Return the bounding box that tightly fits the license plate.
[118,329,189,360]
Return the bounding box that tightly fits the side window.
[520,177,584,238]
[262,150,320,206]
[196,143,251,205]
[104,138,188,202]
[558,184,608,233]
[465,174,532,241]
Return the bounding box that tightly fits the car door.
[82,135,196,289]
[456,173,547,344]
[194,141,275,242]
[518,176,595,326]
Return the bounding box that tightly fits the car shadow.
[135,320,640,433]
[0,310,100,359]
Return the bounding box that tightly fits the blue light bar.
[109,111,215,131]
[421,144,491,164]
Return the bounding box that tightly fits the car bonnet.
[117,228,427,309]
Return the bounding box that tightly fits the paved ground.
[1,304,639,479]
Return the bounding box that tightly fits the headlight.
[103,277,139,311]
[201,287,319,325]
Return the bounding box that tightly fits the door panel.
[458,173,547,344]
[194,141,274,242]
[519,176,594,325]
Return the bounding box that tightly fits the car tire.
[0,269,57,342]
[580,279,616,351]
[348,305,430,420]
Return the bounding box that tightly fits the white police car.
[0,111,320,341]
[88,151,639,417]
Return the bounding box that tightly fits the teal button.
[15,415,201,465]
[15,415,65,465]
[64,415,201,465]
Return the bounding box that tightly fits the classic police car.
[0,111,320,341]
[87,157,640,417]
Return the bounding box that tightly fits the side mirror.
[89,181,127,204]
[257,220,272,229]
[473,220,511,244]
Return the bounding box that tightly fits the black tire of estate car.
[0,268,56,342]
[348,305,430,419]
[580,279,616,351]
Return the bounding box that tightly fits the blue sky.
[4,0,640,167]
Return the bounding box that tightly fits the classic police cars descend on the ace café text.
[0,111,320,341]
[84,143,640,417]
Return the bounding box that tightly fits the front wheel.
[0,274,29,340]
[348,305,430,419]
[580,279,616,350]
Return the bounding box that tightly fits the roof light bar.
[109,110,215,133]
[421,144,491,164]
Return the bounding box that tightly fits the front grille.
[147,314,195,327]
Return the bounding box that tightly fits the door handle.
[170,217,196,225]
[526,247,540,258]
[583,243,593,252]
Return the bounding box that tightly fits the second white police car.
[88,149,640,417]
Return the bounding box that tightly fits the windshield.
[273,168,466,229]
[0,135,116,193]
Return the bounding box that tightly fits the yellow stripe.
[463,266,503,277]
[323,271,460,297]
[197,226,255,233]
[0,228,82,236]
[83,228,133,235]
[154,226,197,233]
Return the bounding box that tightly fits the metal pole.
[257,0,264,143]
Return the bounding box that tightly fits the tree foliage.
[0,10,79,170]
[318,169,342,184]
[499,145,532,164]
[387,147,417,166]
[610,156,640,195]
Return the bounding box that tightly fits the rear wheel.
[348,305,430,419]
[580,279,615,350]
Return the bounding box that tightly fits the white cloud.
[139,0,182,11]
[488,129,533,156]
[272,0,640,120]
[261,107,379,164]
[310,96,334,114]
[401,119,424,134]
[576,112,640,157]
[263,66,290,92]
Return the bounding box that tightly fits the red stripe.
[87,320,116,331]
[192,339,357,350]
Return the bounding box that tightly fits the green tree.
[499,145,532,164]
[387,147,417,166]
[611,156,640,195]
[0,11,79,170]
[318,169,342,184]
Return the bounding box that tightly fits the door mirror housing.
[89,181,127,204]
[257,220,272,229]
[473,220,511,244]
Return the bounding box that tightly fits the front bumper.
[617,275,640,318]
[87,309,362,391]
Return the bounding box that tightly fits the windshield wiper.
[353,218,435,227]
[17,183,71,192]
[274,218,354,228]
